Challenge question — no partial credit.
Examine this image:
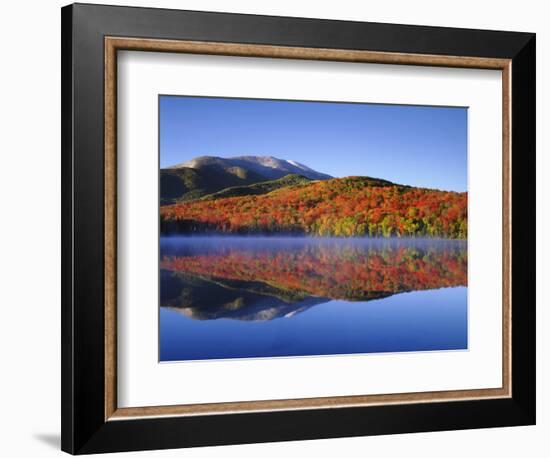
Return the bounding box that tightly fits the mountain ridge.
[161,155,332,204]
[170,155,333,181]
[199,173,313,201]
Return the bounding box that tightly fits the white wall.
[0,1,545,456]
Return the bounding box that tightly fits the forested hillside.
[161,176,467,238]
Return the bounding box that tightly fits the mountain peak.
[172,155,332,181]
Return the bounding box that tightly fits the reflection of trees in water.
[161,243,467,302]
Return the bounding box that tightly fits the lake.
[159,236,467,362]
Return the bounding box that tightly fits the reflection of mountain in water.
[160,238,467,322]
[161,271,330,321]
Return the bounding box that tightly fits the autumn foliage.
[161,176,467,239]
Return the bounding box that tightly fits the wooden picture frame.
[62,3,535,454]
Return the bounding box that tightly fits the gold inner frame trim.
[104,36,512,421]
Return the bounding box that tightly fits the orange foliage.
[161,177,467,239]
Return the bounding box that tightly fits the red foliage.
[161,177,468,238]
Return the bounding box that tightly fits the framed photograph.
[61,3,536,454]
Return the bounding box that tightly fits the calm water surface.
[159,236,467,361]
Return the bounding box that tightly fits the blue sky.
[160,95,467,192]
